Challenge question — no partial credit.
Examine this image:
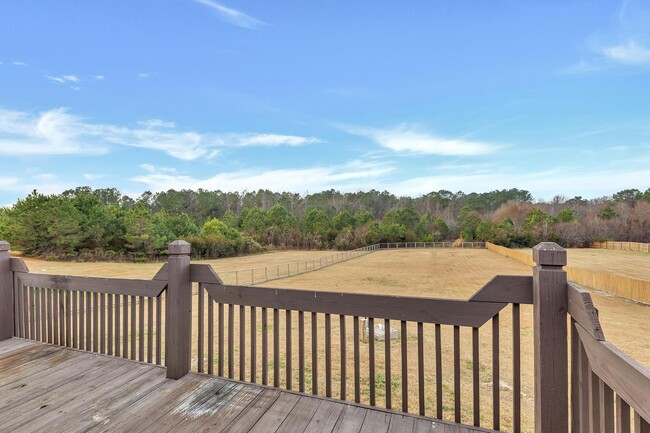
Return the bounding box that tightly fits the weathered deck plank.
[0,339,492,433]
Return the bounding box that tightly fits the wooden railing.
[190,271,532,430]
[1,240,648,433]
[568,282,650,433]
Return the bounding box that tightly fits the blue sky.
[1,0,649,205]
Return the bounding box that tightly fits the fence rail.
[1,239,648,433]
[219,241,486,286]
[486,242,650,305]
[591,241,650,253]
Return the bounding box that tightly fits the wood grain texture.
[165,241,192,380]
[205,284,506,328]
[469,275,533,304]
[575,323,650,422]
[567,282,605,341]
[18,273,167,297]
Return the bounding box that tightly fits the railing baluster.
[473,326,480,427]
[138,295,144,361]
[513,303,521,433]
[228,304,234,378]
[208,294,214,375]
[385,318,392,410]
[340,314,346,401]
[299,310,305,392]
[92,292,99,352]
[99,293,105,353]
[354,316,360,403]
[129,294,135,359]
[72,291,78,348]
[59,289,65,345]
[286,310,292,390]
[40,287,46,343]
[369,317,375,406]
[53,289,59,345]
[635,413,650,433]
[401,320,408,412]
[311,311,318,395]
[47,288,53,343]
[454,325,461,423]
[122,294,128,358]
[492,314,500,430]
[261,307,267,385]
[418,322,424,416]
[240,305,246,381]
[34,287,41,342]
[579,340,589,433]
[198,284,204,373]
[113,293,119,357]
[107,293,113,355]
[156,293,162,365]
[325,313,332,398]
[435,323,443,419]
[64,290,70,347]
[616,396,630,433]
[590,372,601,432]
[273,308,279,387]
[30,287,35,341]
[218,302,224,376]
[147,295,153,363]
[23,285,29,340]
[600,381,614,432]
[250,306,256,382]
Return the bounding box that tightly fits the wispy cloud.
[44,74,81,86]
[94,75,105,81]
[0,107,321,160]
[138,72,151,80]
[12,61,28,66]
[138,119,176,129]
[132,160,394,193]
[560,60,601,74]
[194,0,267,29]
[601,40,650,64]
[346,124,499,156]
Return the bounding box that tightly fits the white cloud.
[391,167,650,200]
[194,0,267,29]
[63,75,79,82]
[228,133,320,147]
[347,124,499,156]
[131,160,394,193]
[12,61,27,66]
[138,119,176,129]
[44,74,82,87]
[601,40,650,64]
[140,163,177,174]
[0,107,319,160]
[94,75,105,81]
[560,60,601,74]
[138,72,151,80]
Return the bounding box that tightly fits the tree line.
[0,186,648,261]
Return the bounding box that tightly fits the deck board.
[0,338,494,433]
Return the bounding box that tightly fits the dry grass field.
[516,247,650,280]
[13,247,650,432]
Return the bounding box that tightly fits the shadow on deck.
[0,339,493,433]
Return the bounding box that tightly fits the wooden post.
[165,240,191,379]
[0,241,13,341]
[533,242,568,433]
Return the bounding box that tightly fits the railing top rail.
[15,272,168,297]
[204,282,506,327]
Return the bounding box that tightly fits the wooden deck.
[0,339,493,433]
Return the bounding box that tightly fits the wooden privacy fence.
[591,241,650,253]
[487,242,650,305]
[219,241,485,286]
[0,240,648,433]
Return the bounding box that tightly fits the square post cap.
[0,241,9,251]
[533,242,566,267]
[168,240,191,255]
